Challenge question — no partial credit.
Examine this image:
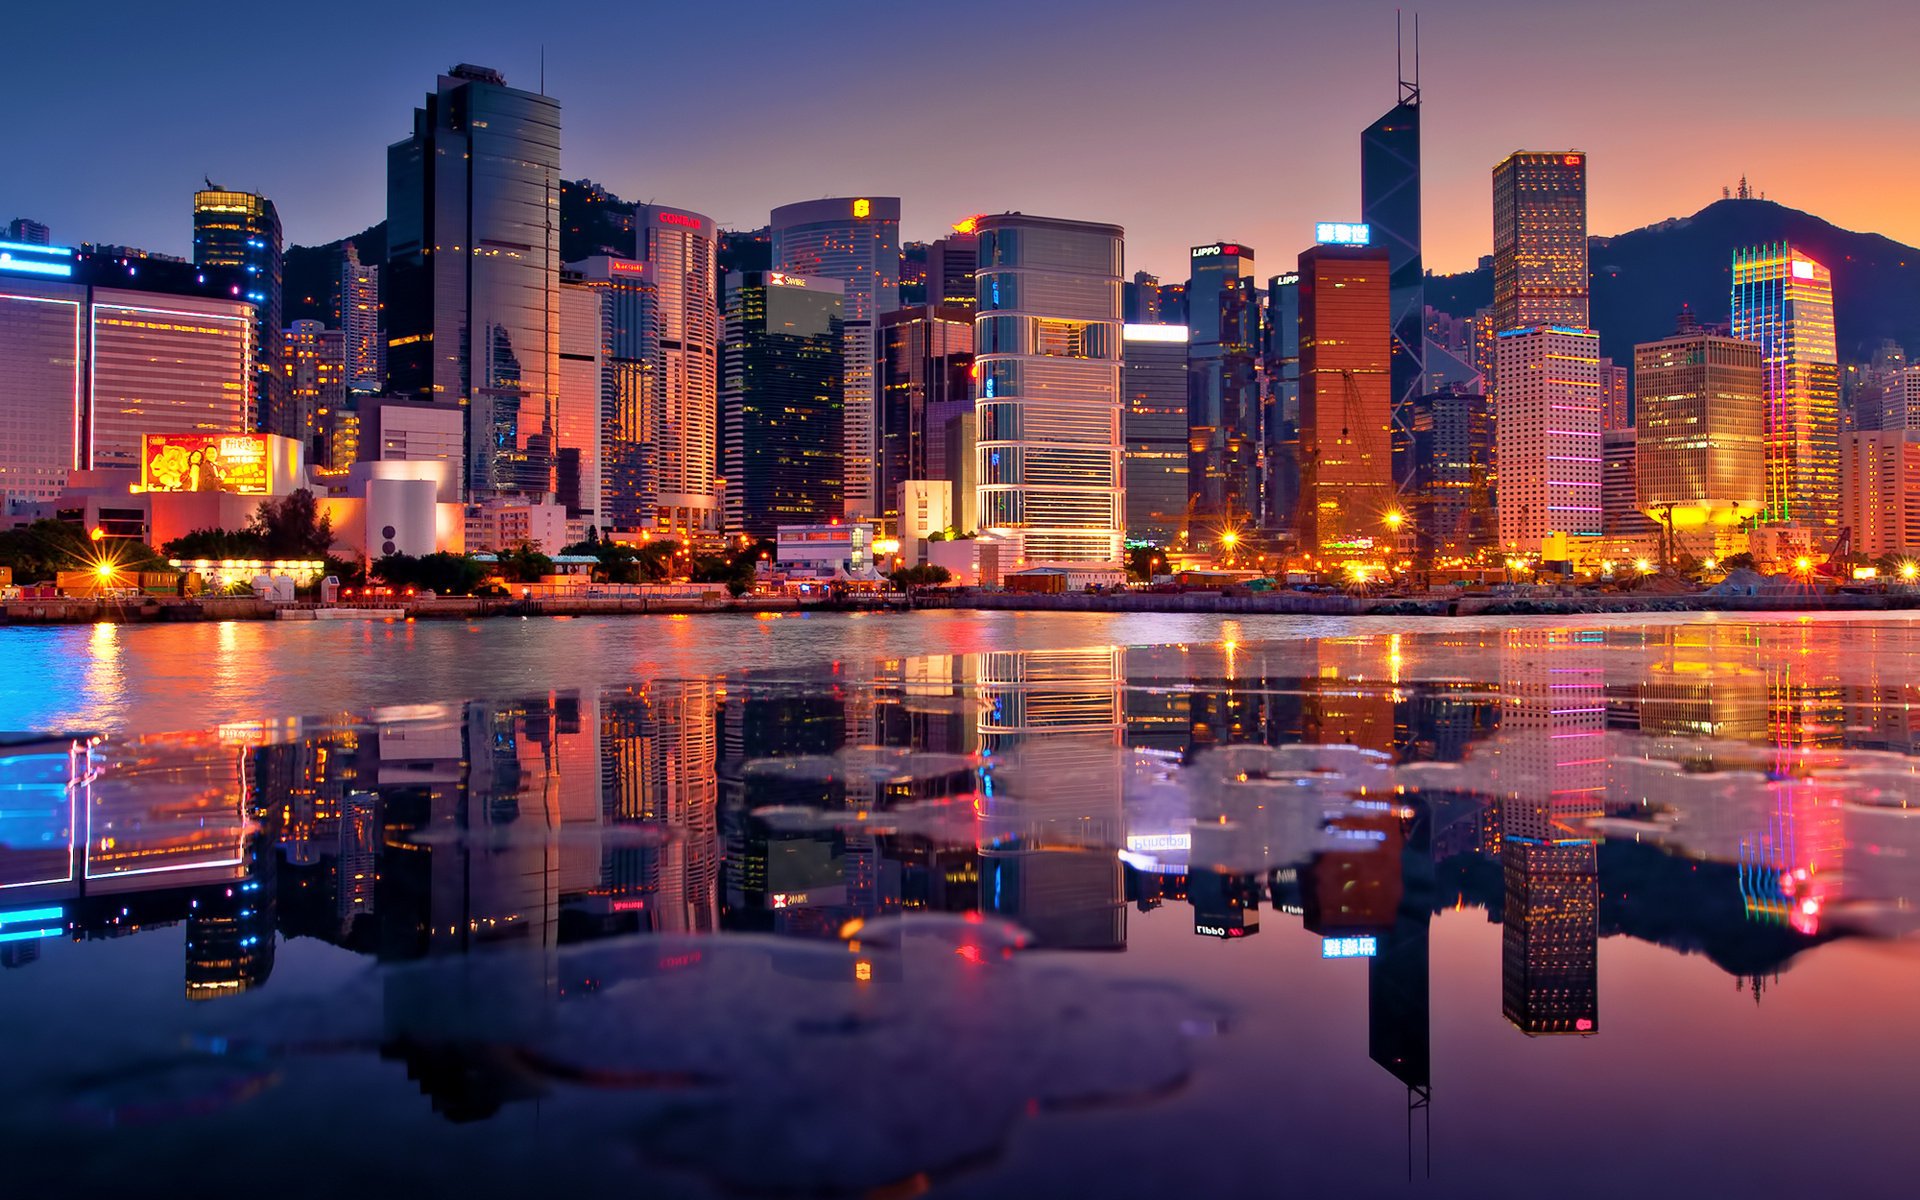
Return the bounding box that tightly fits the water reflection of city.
[7,623,1920,1126]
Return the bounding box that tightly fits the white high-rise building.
[1495,325,1603,549]
[972,214,1127,569]
[771,197,901,522]
[340,242,382,393]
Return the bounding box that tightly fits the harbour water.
[3,612,1919,1196]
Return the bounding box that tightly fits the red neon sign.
[658,212,702,228]
[609,259,645,274]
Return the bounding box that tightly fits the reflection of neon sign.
[1126,833,1191,853]
[1315,222,1371,246]
[1322,936,1378,958]
[0,905,65,944]
[1272,272,1300,287]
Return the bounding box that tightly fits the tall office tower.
[1265,272,1302,533]
[0,243,254,500]
[339,242,382,393]
[1598,358,1630,430]
[1495,326,1602,547]
[281,320,345,456]
[1298,241,1393,554]
[1731,244,1840,527]
[1879,363,1920,431]
[1123,323,1190,546]
[974,214,1127,568]
[722,270,844,538]
[1186,241,1262,542]
[1362,75,1424,489]
[387,64,561,501]
[898,241,930,305]
[6,218,51,245]
[770,197,901,521]
[633,204,721,545]
[557,269,608,524]
[1491,152,1589,333]
[193,188,284,435]
[1601,430,1657,536]
[1866,340,1908,430]
[878,305,974,534]
[927,219,981,310]
[1842,430,1920,559]
[1633,329,1766,537]
[1407,388,1493,558]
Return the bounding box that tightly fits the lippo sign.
[141,433,273,495]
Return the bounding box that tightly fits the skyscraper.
[1123,323,1190,547]
[927,219,980,310]
[1407,388,1493,559]
[193,188,283,435]
[282,319,345,457]
[634,205,722,545]
[974,213,1126,569]
[557,268,609,524]
[1362,77,1423,490]
[1186,242,1261,543]
[387,64,561,501]
[1495,326,1603,547]
[1841,430,1920,559]
[1633,329,1766,534]
[1491,152,1589,333]
[1731,244,1841,528]
[770,197,901,522]
[1298,241,1393,555]
[5,218,50,245]
[1598,358,1630,430]
[1265,272,1302,533]
[878,305,974,535]
[722,270,844,539]
[340,242,382,394]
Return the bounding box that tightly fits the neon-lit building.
[0,242,253,504]
[973,213,1127,569]
[1186,242,1261,542]
[770,197,901,522]
[1494,326,1603,547]
[1491,152,1588,334]
[386,64,561,501]
[1123,323,1189,546]
[193,188,283,435]
[1633,329,1765,531]
[1298,241,1393,555]
[1731,244,1840,528]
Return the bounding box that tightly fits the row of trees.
[0,521,169,584]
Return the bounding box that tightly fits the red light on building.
[1564,154,1582,166]
[658,212,702,228]
[609,259,646,275]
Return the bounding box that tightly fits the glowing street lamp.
[1634,558,1652,575]
[1384,509,1405,532]
[1902,562,1918,582]
[1794,556,1814,574]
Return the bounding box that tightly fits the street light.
[1902,562,1918,582]
[1794,556,1814,574]
[1384,510,1405,531]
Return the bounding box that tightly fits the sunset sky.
[5,0,1916,280]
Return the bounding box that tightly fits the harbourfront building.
[1730,244,1840,529]
[1633,329,1766,534]
[1491,152,1589,334]
[386,64,561,501]
[1841,430,1920,559]
[878,305,974,536]
[1297,242,1393,555]
[1186,241,1262,544]
[1123,323,1189,546]
[770,197,901,522]
[722,270,844,539]
[973,213,1127,569]
[0,242,253,504]
[1494,326,1603,549]
[193,188,284,435]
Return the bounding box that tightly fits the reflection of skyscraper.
[1732,244,1841,528]
[1501,840,1598,1035]
[603,684,719,933]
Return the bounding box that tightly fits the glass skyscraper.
[1633,330,1766,532]
[1186,242,1261,544]
[770,197,901,522]
[974,214,1126,568]
[387,64,561,501]
[878,305,974,536]
[1124,324,1189,547]
[1731,244,1840,528]
[1491,152,1589,334]
[1362,91,1423,491]
[193,188,283,435]
[1264,272,1302,534]
[722,271,844,539]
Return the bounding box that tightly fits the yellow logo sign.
[852,198,870,219]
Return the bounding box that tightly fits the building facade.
[878,305,974,536]
[973,214,1127,569]
[1406,388,1492,559]
[193,189,284,435]
[557,273,609,524]
[282,320,345,459]
[1123,323,1189,546]
[1842,430,1920,559]
[770,197,901,522]
[1494,326,1603,548]
[1491,152,1588,334]
[722,271,844,539]
[1362,90,1424,490]
[1602,430,1658,537]
[1731,244,1840,529]
[340,242,382,393]
[1186,242,1262,543]
[386,64,561,501]
[1298,243,1393,554]
[1633,330,1766,531]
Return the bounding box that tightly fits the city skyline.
[6,1,1918,281]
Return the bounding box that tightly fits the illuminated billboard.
[1322,935,1378,958]
[1315,222,1372,246]
[141,433,277,494]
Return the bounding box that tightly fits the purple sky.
[5,0,1916,280]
